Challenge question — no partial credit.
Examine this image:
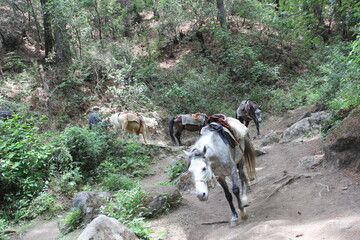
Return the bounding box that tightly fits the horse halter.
[189,150,214,184]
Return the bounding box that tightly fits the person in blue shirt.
[88,106,101,129]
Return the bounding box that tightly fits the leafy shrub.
[49,168,83,197]
[62,208,83,234]
[17,191,62,220]
[0,218,9,240]
[167,160,187,182]
[97,140,153,179]
[101,174,139,191]
[53,126,113,177]
[101,187,152,239]
[0,114,54,208]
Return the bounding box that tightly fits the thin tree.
[40,0,53,58]
[216,0,227,29]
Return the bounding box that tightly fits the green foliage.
[167,160,187,182]
[96,140,153,179]
[101,174,139,191]
[62,208,83,234]
[50,168,84,197]
[2,52,27,72]
[17,191,62,220]
[0,218,10,240]
[52,126,112,176]
[154,55,235,115]
[0,114,54,206]
[101,187,152,239]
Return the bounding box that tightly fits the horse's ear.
[259,105,262,109]
[183,150,190,156]
[202,146,207,155]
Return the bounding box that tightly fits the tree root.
[264,172,305,200]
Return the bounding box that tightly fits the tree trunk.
[54,20,71,63]
[216,0,227,29]
[40,0,54,58]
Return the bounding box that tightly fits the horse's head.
[184,146,212,201]
[250,101,262,123]
[254,107,262,123]
[145,117,159,134]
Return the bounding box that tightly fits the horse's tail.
[244,138,256,180]
[169,117,177,143]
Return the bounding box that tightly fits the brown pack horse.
[110,112,158,144]
[169,113,207,145]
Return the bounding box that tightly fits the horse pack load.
[180,113,205,126]
[169,112,207,146]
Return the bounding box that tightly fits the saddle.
[207,114,238,148]
[124,111,144,135]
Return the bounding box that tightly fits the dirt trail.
[146,107,360,240]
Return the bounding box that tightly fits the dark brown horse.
[169,113,207,145]
[235,99,262,136]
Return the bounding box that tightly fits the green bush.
[97,140,153,179]
[101,187,152,239]
[53,125,113,177]
[167,160,188,182]
[101,174,139,191]
[17,191,63,220]
[0,218,9,240]
[62,208,83,234]
[0,114,54,209]
[49,168,84,197]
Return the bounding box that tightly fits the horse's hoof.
[240,208,249,221]
[230,219,238,227]
[241,212,249,221]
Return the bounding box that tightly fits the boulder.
[72,191,112,224]
[254,145,267,156]
[142,185,182,218]
[260,130,281,146]
[323,107,360,171]
[77,215,138,240]
[281,111,329,143]
[297,155,324,170]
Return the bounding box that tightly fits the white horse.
[184,117,256,226]
[109,112,158,143]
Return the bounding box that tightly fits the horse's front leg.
[256,121,261,136]
[217,178,238,227]
[231,169,248,221]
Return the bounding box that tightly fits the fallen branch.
[265,173,304,200]
[201,221,229,225]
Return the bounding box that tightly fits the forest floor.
[10,106,360,240]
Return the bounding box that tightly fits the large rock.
[281,111,329,143]
[260,130,281,146]
[142,185,182,218]
[77,215,138,240]
[72,191,112,224]
[323,107,360,171]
